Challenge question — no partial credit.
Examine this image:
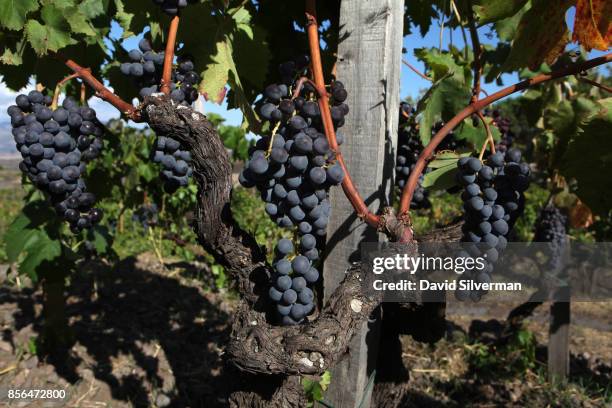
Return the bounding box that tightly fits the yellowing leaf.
[572,0,612,51]
[200,39,232,104]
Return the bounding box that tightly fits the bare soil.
[0,254,610,407]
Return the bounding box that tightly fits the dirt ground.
[0,254,610,407]
[0,254,235,407]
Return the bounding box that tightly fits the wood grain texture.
[323,1,404,407]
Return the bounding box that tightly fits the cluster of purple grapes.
[121,38,196,192]
[395,103,429,208]
[120,38,200,106]
[132,203,160,232]
[395,105,467,208]
[486,109,514,153]
[454,148,529,301]
[152,136,193,192]
[240,56,346,325]
[8,92,104,233]
[151,0,196,15]
[534,204,567,272]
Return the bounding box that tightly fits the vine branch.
[402,59,432,81]
[576,75,612,93]
[51,73,80,109]
[61,57,140,120]
[160,15,180,95]
[305,0,380,228]
[466,0,482,104]
[398,53,612,225]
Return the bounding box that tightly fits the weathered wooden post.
[323,1,404,406]
[548,236,571,381]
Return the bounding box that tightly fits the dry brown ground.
[0,254,610,407]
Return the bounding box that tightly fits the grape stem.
[51,73,80,110]
[305,0,380,228]
[60,57,140,120]
[265,121,282,158]
[402,59,432,82]
[80,82,87,106]
[160,15,180,95]
[398,53,612,225]
[477,111,495,161]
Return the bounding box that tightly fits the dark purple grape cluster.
[454,148,530,301]
[395,103,429,208]
[484,109,514,153]
[151,135,193,192]
[121,39,196,192]
[534,204,567,272]
[132,203,159,232]
[434,121,466,151]
[120,39,200,106]
[239,56,346,325]
[7,92,104,233]
[151,0,197,15]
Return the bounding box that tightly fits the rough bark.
[140,96,464,405]
[140,96,390,405]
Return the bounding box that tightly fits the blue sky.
[0,6,608,154]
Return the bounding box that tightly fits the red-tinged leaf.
[569,199,594,229]
[572,0,612,51]
[203,86,228,104]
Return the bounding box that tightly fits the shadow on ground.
[0,255,233,407]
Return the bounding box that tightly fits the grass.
[0,187,25,262]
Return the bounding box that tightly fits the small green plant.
[302,371,332,408]
[466,326,536,378]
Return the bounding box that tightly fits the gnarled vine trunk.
[141,95,456,406]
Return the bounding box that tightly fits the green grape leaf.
[79,0,108,19]
[423,163,458,191]
[561,98,612,215]
[4,213,38,263]
[63,8,97,38]
[137,162,156,182]
[0,38,26,65]
[44,0,76,9]
[493,1,530,41]
[414,48,470,84]
[87,226,113,255]
[501,0,573,71]
[18,231,62,281]
[113,0,134,36]
[427,151,469,168]
[0,0,39,31]
[404,0,437,36]
[416,78,471,145]
[455,117,501,147]
[473,0,529,24]
[25,5,77,55]
[200,38,232,104]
